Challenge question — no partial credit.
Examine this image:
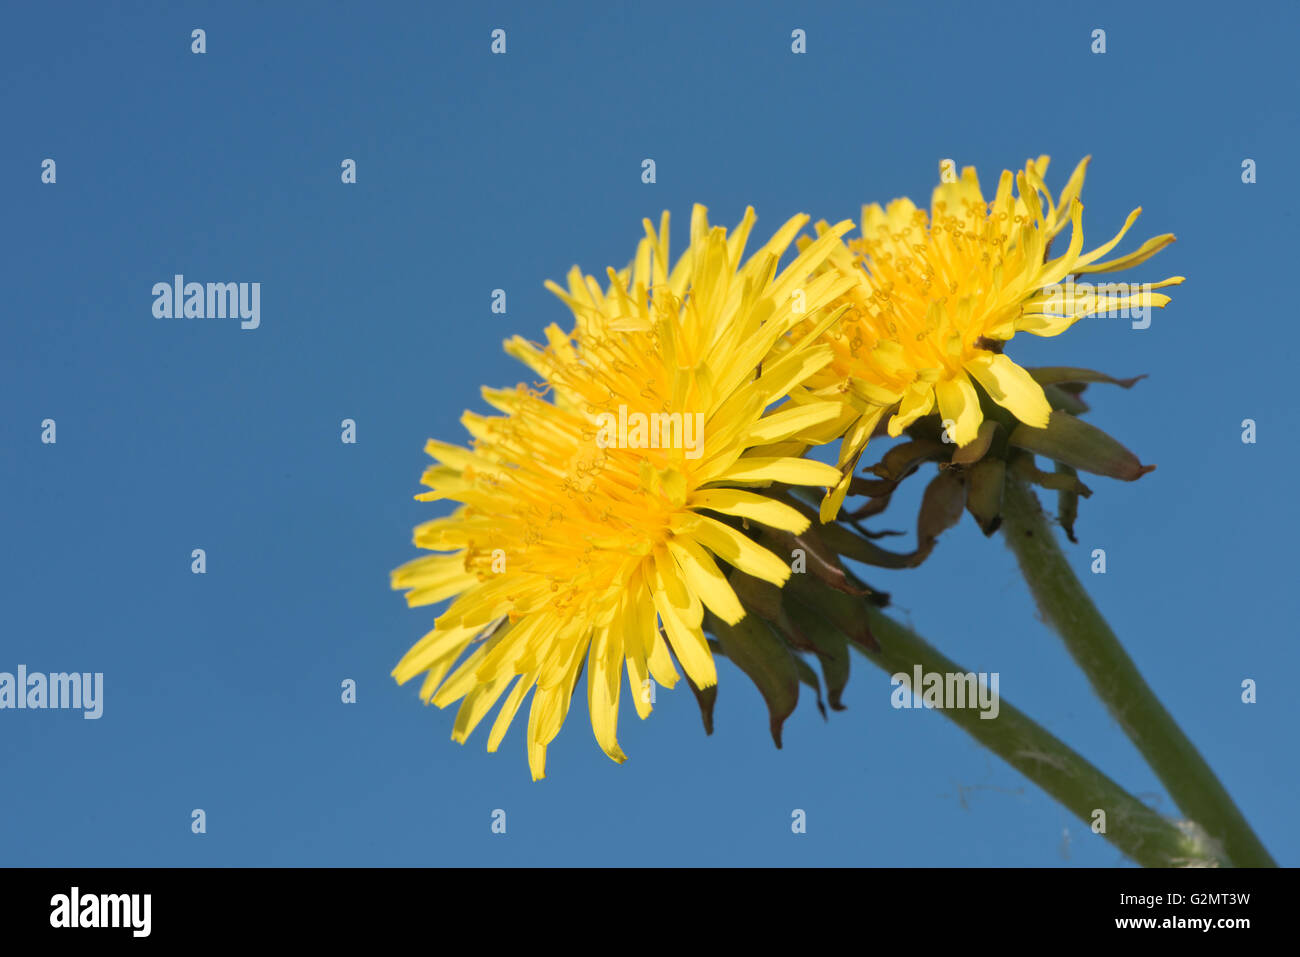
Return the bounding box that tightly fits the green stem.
[999,474,1275,867]
[852,606,1224,867]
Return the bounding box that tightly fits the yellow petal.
[586,625,627,763]
[1049,156,1090,235]
[631,577,679,689]
[431,637,501,708]
[486,674,534,752]
[1014,312,1078,337]
[819,469,855,524]
[686,514,792,586]
[746,344,835,406]
[964,352,1051,428]
[887,383,935,436]
[652,587,717,689]
[526,689,556,781]
[745,401,843,445]
[451,674,514,744]
[668,537,746,625]
[644,625,680,690]
[711,456,841,487]
[651,546,702,628]
[934,375,982,447]
[1072,207,1143,271]
[416,655,458,703]
[1077,234,1176,275]
[392,624,477,685]
[621,573,656,716]
[689,488,809,533]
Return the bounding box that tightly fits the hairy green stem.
[852,606,1224,867]
[999,474,1275,867]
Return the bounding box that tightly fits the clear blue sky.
[2,0,1296,866]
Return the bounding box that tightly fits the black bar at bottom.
[2,866,1291,943]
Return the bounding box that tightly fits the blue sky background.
[2,1,1296,867]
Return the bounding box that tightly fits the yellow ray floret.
[392,205,853,779]
[792,156,1183,521]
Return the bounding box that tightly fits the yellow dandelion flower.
[794,156,1184,520]
[390,205,855,779]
